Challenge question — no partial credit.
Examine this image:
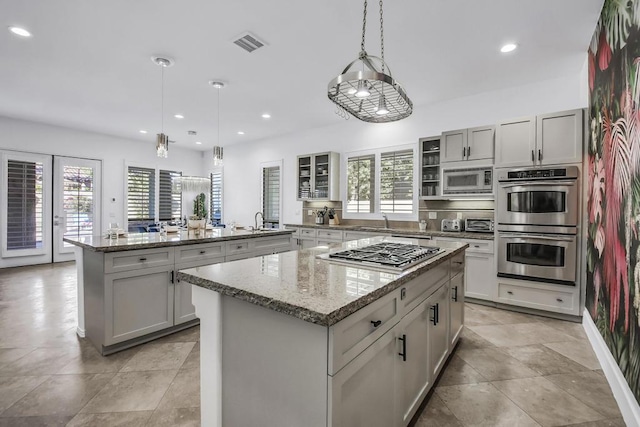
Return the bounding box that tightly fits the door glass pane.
[7,160,44,250]
[262,166,280,227]
[62,165,95,247]
[447,174,478,187]
[507,191,566,213]
[506,243,565,267]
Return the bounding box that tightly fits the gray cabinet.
[419,136,442,198]
[449,273,464,348]
[442,126,495,164]
[297,152,340,201]
[428,284,450,380]
[496,109,583,167]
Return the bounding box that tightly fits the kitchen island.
[64,228,294,354]
[178,236,468,427]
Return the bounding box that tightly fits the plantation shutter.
[210,170,223,224]
[159,170,181,221]
[262,166,280,225]
[380,149,414,214]
[346,154,375,213]
[127,166,155,222]
[6,160,43,250]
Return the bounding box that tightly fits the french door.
[0,151,101,267]
[53,157,102,262]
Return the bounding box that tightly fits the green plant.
[191,193,208,220]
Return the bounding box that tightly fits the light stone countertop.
[63,228,294,252]
[283,223,494,241]
[178,236,468,326]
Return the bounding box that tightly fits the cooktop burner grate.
[328,243,441,269]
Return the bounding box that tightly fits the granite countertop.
[178,236,468,327]
[63,228,294,252]
[283,223,494,241]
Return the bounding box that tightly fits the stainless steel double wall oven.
[497,166,580,286]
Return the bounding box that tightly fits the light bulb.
[376,97,389,115]
[354,81,370,98]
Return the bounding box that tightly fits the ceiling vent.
[233,32,266,53]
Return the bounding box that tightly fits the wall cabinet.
[419,136,441,198]
[496,109,583,167]
[441,125,495,163]
[297,152,340,201]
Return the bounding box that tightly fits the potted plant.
[188,193,208,231]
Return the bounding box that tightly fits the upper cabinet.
[441,125,495,163]
[419,136,441,198]
[496,109,583,168]
[297,152,340,201]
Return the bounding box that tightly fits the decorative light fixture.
[174,176,211,192]
[152,56,174,158]
[327,0,412,123]
[209,81,225,166]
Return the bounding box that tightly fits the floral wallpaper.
[587,0,640,404]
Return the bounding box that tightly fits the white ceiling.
[0,0,603,150]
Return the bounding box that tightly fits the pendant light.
[210,81,225,166]
[152,56,174,158]
[327,0,412,123]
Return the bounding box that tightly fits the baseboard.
[583,309,640,426]
[76,326,85,338]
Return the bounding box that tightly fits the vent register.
[233,32,266,53]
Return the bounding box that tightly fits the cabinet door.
[449,274,464,348]
[495,116,536,167]
[467,125,495,161]
[465,252,495,301]
[104,265,174,345]
[297,155,312,200]
[300,238,317,249]
[174,280,197,325]
[537,109,583,165]
[441,129,467,163]
[428,285,449,379]
[395,301,431,426]
[330,331,398,427]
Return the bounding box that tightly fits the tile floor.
[0,262,625,426]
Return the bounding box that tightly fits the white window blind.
[6,160,43,250]
[210,170,223,224]
[159,170,181,221]
[62,165,95,244]
[380,149,414,214]
[262,166,280,225]
[127,166,155,222]
[347,155,375,213]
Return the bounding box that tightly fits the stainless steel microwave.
[442,167,493,195]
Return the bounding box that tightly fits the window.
[62,165,95,245]
[127,166,155,223]
[210,170,223,225]
[6,160,44,250]
[346,155,375,213]
[380,149,414,214]
[159,170,182,221]
[262,165,280,227]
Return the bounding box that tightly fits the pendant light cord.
[360,0,367,54]
[379,0,384,73]
[217,87,220,147]
[161,65,165,133]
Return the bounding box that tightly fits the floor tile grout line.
[488,379,544,426]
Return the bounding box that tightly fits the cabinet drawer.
[226,240,251,256]
[398,262,449,316]
[329,289,400,375]
[299,228,317,238]
[451,252,465,278]
[105,248,174,274]
[317,229,343,241]
[497,282,577,315]
[465,239,494,254]
[175,242,225,264]
[252,235,293,256]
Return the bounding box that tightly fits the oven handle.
[498,180,576,188]
[499,233,575,242]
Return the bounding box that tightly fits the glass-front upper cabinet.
[419,136,441,199]
[297,152,340,201]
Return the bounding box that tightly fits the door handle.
[467,146,470,157]
[170,271,174,283]
[538,149,542,162]
[498,233,575,242]
[398,334,407,361]
[498,181,576,188]
[452,286,458,302]
[430,305,437,325]
[531,150,535,162]
[371,320,382,328]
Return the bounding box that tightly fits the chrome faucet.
[383,214,389,229]
[254,211,264,230]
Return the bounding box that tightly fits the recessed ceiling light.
[8,26,31,37]
[139,130,148,134]
[261,113,271,119]
[195,141,202,145]
[174,114,184,119]
[237,131,245,135]
[500,43,517,53]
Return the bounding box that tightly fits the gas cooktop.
[324,242,442,272]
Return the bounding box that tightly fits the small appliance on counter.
[441,219,463,232]
[465,218,494,233]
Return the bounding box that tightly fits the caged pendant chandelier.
[327,0,412,123]
[152,56,174,158]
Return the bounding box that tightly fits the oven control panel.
[499,166,579,181]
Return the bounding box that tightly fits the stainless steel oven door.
[497,232,577,285]
[497,180,579,226]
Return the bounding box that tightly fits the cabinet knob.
[236,245,243,250]
[200,250,206,254]
[507,291,513,295]
[556,298,563,303]
[371,320,382,328]
[139,257,147,261]
[474,245,480,248]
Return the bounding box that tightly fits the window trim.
[341,144,418,221]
